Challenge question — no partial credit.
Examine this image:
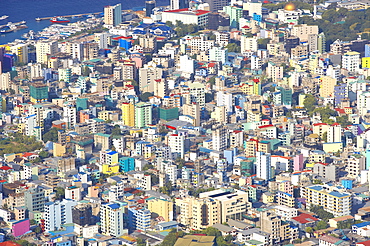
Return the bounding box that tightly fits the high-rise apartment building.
[204,0,229,12]
[135,102,152,128]
[170,0,187,10]
[342,51,360,73]
[36,41,58,64]
[256,152,272,180]
[212,124,228,151]
[121,102,135,127]
[100,202,126,237]
[104,4,122,27]
[301,184,352,217]
[44,199,77,232]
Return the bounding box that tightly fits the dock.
[36,12,102,21]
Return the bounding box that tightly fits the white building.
[342,51,360,73]
[161,8,210,26]
[327,123,341,143]
[44,199,77,232]
[168,133,185,158]
[273,205,298,220]
[212,124,228,151]
[241,36,258,53]
[36,41,58,64]
[209,46,228,64]
[179,55,195,74]
[100,202,126,237]
[357,91,370,116]
[256,152,272,180]
[63,104,77,129]
[65,186,81,201]
[188,82,205,107]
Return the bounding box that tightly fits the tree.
[111,125,122,136]
[143,164,154,171]
[160,181,173,196]
[258,38,271,49]
[31,157,42,163]
[322,132,327,142]
[204,227,222,237]
[55,187,65,200]
[39,150,50,159]
[310,205,334,220]
[205,93,214,103]
[139,92,153,102]
[303,94,317,114]
[225,43,241,53]
[82,66,91,77]
[42,127,60,143]
[315,220,329,230]
[161,228,181,246]
[136,238,146,246]
[305,227,313,234]
[33,226,42,234]
[336,115,351,127]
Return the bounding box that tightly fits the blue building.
[365,44,370,57]
[119,156,135,172]
[127,206,151,232]
[119,38,132,50]
[334,83,348,106]
[341,179,353,189]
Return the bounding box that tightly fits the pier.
[35,12,102,21]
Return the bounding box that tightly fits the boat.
[36,17,41,21]
[50,17,70,23]
[0,27,13,33]
[0,15,9,21]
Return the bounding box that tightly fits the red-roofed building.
[0,166,12,171]
[0,242,21,246]
[291,213,318,231]
[162,8,210,26]
[357,240,370,246]
[319,235,349,246]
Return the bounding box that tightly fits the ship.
[0,15,9,21]
[50,17,70,23]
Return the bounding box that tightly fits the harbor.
[35,12,102,21]
[0,21,27,34]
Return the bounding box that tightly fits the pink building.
[130,53,145,68]
[12,219,30,237]
[293,154,304,171]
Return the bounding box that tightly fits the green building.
[76,98,88,111]
[135,102,152,128]
[158,107,179,121]
[29,83,48,103]
[223,6,243,29]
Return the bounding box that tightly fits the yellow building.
[53,143,66,157]
[262,192,275,204]
[320,76,337,98]
[121,102,135,127]
[175,196,220,230]
[323,142,343,153]
[148,198,174,222]
[98,110,111,121]
[102,163,119,174]
[240,80,261,95]
[362,57,370,68]
[312,123,329,139]
[200,189,250,223]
